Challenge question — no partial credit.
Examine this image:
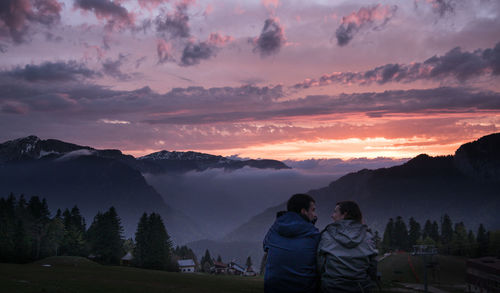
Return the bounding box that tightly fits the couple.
[263,194,378,293]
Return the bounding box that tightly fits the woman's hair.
[336,200,362,222]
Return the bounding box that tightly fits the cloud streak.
[5,61,99,82]
[294,41,500,88]
[335,4,397,47]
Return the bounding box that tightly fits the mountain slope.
[225,133,500,243]
[0,136,204,244]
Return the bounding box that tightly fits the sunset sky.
[1,0,499,159]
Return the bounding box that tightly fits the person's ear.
[300,208,307,215]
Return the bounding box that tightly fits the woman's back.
[317,219,377,293]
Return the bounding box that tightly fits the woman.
[317,201,378,293]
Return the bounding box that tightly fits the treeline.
[379,214,500,257]
[0,193,193,271]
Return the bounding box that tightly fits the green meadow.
[0,254,467,293]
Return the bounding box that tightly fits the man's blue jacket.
[263,211,320,293]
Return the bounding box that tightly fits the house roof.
[121,252,133,261]
[178,259,196,267]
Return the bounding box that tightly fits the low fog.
[144,157,407,239]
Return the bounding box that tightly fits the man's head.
[287,193,317,224]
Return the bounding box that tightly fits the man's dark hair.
[287,194,315,214]
[336,200,362,222]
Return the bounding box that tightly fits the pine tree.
[200,249,213,272]
[441,214,453,245]
[61,206,86,256]
[217,255,222,263]
[422,220,433,240]
[382,218,394,252]
[27,196,51,259]
[133,213,149,267]
[87,207,124,264]
[0,194,16,262]
[477,224,488,257]
[452,222,467,256]
[467,230,477,257]
[134,212,174,270]
[246,256,253,269]
[393,216,409,251]
[431,221,440,243]
[408,217,421,249]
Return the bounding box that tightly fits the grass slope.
[1,257,263,293]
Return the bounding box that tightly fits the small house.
[228,261,245,275]
[121,252,133,266]
[212,261,228,274]
[178,259,196,273]
[245,266,257,277]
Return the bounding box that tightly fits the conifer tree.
[394,216,409,251]
[422,220,433,240]
[61,206,87,256]
[87,207,124,264]
[133,212,174,270]
[477,224,488,257]
[431,221,440,243]
[382,218,394,252]
[408,217,421,249]
[133,213,149,267]
[246,256,253,269]
[0,194,16,262]
[452,222,467,256]
[27,196,51,259]
[217,255,222,263]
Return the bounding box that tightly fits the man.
[263,193,320,293]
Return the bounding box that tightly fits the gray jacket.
[317,220,378,293]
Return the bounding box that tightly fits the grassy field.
[378,252,467,292]
[0,257,263,293]
[0,254,467,293]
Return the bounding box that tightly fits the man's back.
[263,211,320,293]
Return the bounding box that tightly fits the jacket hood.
[324,220,367,248]
[275,211,318,238]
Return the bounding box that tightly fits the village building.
[245,266,257,277]
[212,261,228,274]
[466,257,500,293]
[228,261,245,275]
[120,252,134,266]
[178,259,196,273]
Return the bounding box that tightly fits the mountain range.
[0,135,289,244]
[224,133,500,244]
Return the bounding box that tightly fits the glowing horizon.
[1,0,499,160]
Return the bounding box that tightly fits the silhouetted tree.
[87,207,124,264]
[246,256,253,268]
[382,218,394,252]
[217,255,222,263]
[477,224,489,257]
[133,212,174,270]
[393,216,409,250]
[408,217,421,249]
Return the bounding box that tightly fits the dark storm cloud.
[74,0,133,29]
[101,54,133,81]
[335,4,397,47]
[0,0,62,44]
[155,1,191,39]
[5,61,99,82]
[253,18,285,57]
[294,42,500,88]
[180,41,216,66]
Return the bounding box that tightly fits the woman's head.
[332,200,362,223]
